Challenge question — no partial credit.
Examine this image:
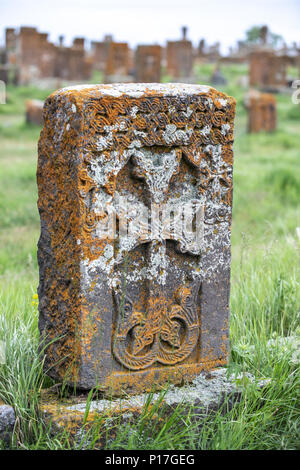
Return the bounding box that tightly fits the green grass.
[0,65,299,449]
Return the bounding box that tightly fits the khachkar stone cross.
[37,83,235,395]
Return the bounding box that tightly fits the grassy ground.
[0,65,299,449]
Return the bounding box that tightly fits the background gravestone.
[249,51,287,89]
[3,26,92,85]
[91,35,113,72]
[135,45,161,83]
[104,42,131,83]
[245,90,277,133]
[166,27,193,80]
[37,83,235,395]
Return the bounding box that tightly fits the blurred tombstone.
[5,27,92,85]
[17,27,43,84]
[54,39,92,82]
[135,45,161,82]
[105,42,131,83]
[5,28,17,70]
[91,35,112,72]
[249,51,288,89]
[72,37,85,51]
[166,27,194,80]
[245,90,276,133]
[38,33,57,79]
[5,28,17,53]
[58,35,64,48]
[0,67,8,85]
[37,83,235,395]
[0,49,8,84]
[198,39,206,58]
[26,99,44,126]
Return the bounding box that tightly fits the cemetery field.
[0,66,300,449]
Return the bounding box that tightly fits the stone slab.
[40,368,270,446]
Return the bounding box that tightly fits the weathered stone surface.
[135,45,161,83]
[40,368,270,445]
[37,83,235,395]
[0,402,15,445]
[245,90,276,133]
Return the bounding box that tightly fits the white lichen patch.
[89,149,132,187]
[81,253,114,286]
[221,123,231,135]
[162,125,191,146]
[132,148,180,203]
[147,242,168,286]
[200,125,211,136]
[217,98,228,107]
[59,83,212,98]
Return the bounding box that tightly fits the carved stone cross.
[113,147,203,370]
[37,83,235,395]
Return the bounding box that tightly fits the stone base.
[39,368,270,446]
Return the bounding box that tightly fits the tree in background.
[245,25,284,48]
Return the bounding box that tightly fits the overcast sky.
[1,0,299,52]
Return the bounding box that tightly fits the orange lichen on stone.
[40,366,258,446]
[37,83,235,395]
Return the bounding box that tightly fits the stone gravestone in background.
[25,99,44,126]
[166,28,194,80]
[135,45,161,83]
[37,83,235,395]
[249,51,287,89]
[104,42,131,83]
[245,90,277,133]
